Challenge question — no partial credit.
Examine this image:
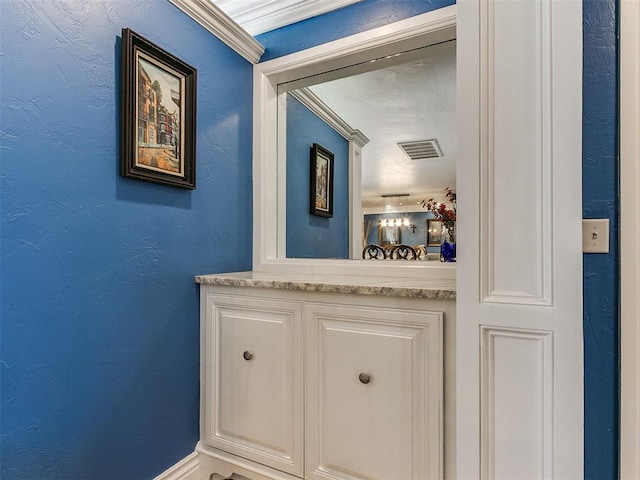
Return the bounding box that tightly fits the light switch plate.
[583,219,610,253]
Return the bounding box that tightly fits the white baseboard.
[154,451,201,480]
[155,443,300,480]
[195,443,299,480]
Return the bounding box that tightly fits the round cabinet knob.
[358,372,372,384]
[243,350,254,361]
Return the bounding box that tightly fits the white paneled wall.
[457,0,583,478]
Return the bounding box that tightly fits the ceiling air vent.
[397,139,443,160]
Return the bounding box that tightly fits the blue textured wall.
[0,0,620,478]
[0,1,253,479]
[286,95,349,259]
[364,212,440,254]
[582,0,619,477]
[261,0,621,476]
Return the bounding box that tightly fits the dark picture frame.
[121,28,197,189]
[379,225,402,246]
[427,219,443,246]
[310,143,334,217]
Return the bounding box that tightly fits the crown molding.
[349,129,369,148]
[168,0,265,64]
[256,5,456,80]
[214,0,363,36]
[289,88,369,147]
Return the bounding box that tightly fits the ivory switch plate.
[582,219,610,253]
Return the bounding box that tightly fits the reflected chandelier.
[379,194,410,227]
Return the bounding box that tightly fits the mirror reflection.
[284,40,456,260]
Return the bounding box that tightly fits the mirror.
[281,40,456,260]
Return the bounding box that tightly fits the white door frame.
[620,0,640,477]
[456,0,583,477]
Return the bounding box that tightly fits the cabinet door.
[203,293,303,476]
[305,304,442,480]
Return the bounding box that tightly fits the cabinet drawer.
[202,293,303,476]
[305,304,442,480]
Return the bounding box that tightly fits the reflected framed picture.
[379,225,402,246]
[427,219,443,246]
[121,28,197,189]
[310,143,334,217]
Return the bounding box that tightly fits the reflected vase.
[440,223,456,262]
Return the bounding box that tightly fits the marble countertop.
[195,271,456,300]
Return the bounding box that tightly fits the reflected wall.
[365,212,440,254]
[286,94,350,258]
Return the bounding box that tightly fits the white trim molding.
[288,88,369,147]
[153,451,200,480]
[252,5,457,278]
[480,327,554,479]
[196,442,301,480]
[478,0,553,307]
[168,0,265,63]
[152,447,298,480]
[213,0,363,36]
[620,0,640,478]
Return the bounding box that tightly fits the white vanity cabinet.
[202,293,304,476]
[305,304,442,480]
[198,275,453,480]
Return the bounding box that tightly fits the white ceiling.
[211,0,362,35]
[308,40,457,209]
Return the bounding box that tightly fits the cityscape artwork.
[310,143,334,217]
[136,55,183,176]
[121,29,197,189]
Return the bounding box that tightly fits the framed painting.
[379,225,402,246]
[427,219,443,246]
[310,143,334,217]
[121,28,197,189]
